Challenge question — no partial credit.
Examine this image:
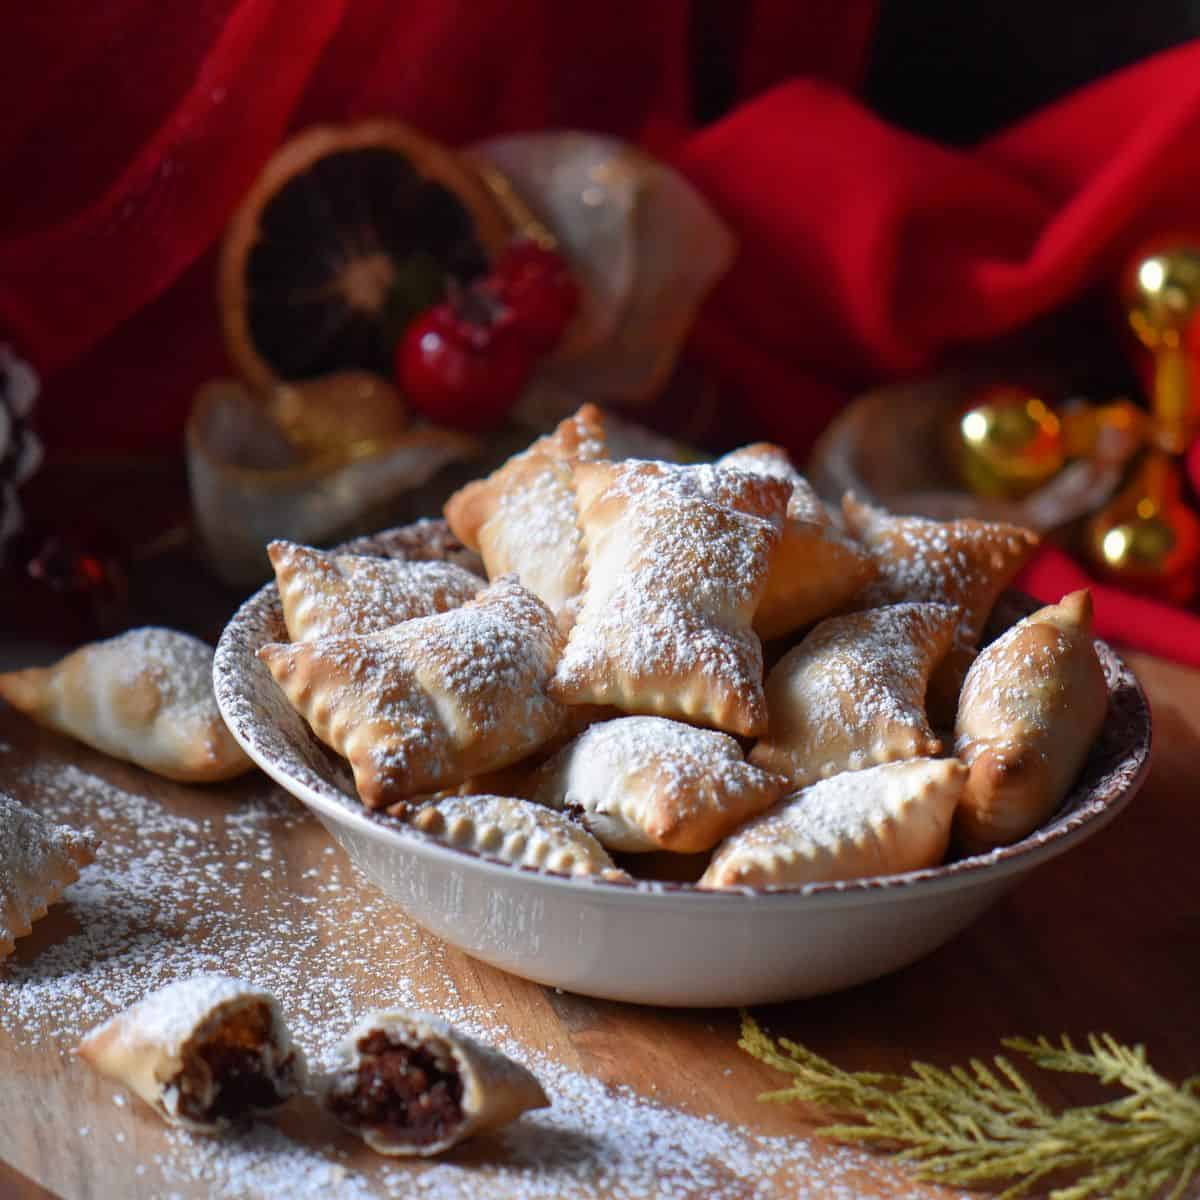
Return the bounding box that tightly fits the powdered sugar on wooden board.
[0,748,972,1199]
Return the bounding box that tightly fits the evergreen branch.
[739,1013,1200,1200]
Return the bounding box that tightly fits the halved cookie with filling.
[322,1010,548,1156]
[77,975,303,1132]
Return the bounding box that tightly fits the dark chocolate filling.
[328,1030,465,1145]
[175,1001,294,1124]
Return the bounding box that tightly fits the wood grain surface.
[1,648,1198,1199]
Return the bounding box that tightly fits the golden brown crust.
[443,403,609,551]
[267,541,482,642]
[408,794,627,878]
[842,495,1039,717]
[531,716,785,853]
[753,519,878,641]
[750,602,959,789]
[259,577,567,808]
[954,589,1107,852]
[700,758,967,889]
[550,460,788,736]
[0,630,252,783]
[0,792,97,960]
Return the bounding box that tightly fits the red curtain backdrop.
[7,2,1200,657]
[6,2,1200,459]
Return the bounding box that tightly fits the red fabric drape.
[4,3,1200,655]
[0,0,874,452]
[674,40,1200,453]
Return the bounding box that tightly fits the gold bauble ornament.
[1085,452,1200,605]
[1060,399,1148,465]
[949,384,1064,498]
[268,371,409,464]
[1123,244,1200,453]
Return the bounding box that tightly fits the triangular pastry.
[444,403,608,550]
[718,445,876,640]
[751,603,960,789]
[268,541,482,642]
[0,790,97,960]
[259,576,568,808]
[755,520,879,642]
[531,716,785,853]
[718,442,833,526]
[409,794,629,879]
[954,589,1107,853]
[322,1009,548,1156]
[842,495,1039,713]
[699,758,967,889]
[443,405,608,630]
[550,460,789,736]
[0,628,253,782]
[77,975,304,1132]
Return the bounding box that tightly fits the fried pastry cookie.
[409,794,628,878]
[551,460,788,736]
[443,406,608,630]
[842,495,1039,714]
[718,445,875,639]
[441,405,604,614]
[700,758,967,889]
[259,576,567,808]
[322,1009,548,1156]
[531,716,784,853]
[268,541,482,642]
[0,791,97,960]
[718,442,832,526]
[77,975,303,1132]
[954,589,1107,853]
[0,629,252,782]
[751,603,959,789]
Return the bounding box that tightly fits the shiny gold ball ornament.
[949,384,1065,498]
[1123,243,1200,453]
[1085,451,1200,604]
[1060,399,1148,465]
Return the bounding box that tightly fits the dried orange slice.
[220,120,515,392]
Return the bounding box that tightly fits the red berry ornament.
[491,240,580,354]
[398,288,536,432]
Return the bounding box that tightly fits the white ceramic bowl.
[214,522,1151,1007]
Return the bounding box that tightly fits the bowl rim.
[214,524,1153,909]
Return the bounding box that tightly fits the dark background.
[691,0,1200,142]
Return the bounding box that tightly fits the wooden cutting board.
[2,650,1198,1200]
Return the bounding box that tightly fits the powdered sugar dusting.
[480,455,587,627]
[271,543,482,642]
[554,461,788,734]
[753,604,958,786]
[956,619,1072,748]
[844,499,1037,650]
[0,751,973,1199]
[77,627,221,734]
[260,576,567,801]
[83,973,266,1055]
[0,789,97,956]
[703,759,964,890]
[409,794,623,878]
[533,716,782,851]
[718,443,833,526]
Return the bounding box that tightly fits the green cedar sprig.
[739,1014,1200,1200]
